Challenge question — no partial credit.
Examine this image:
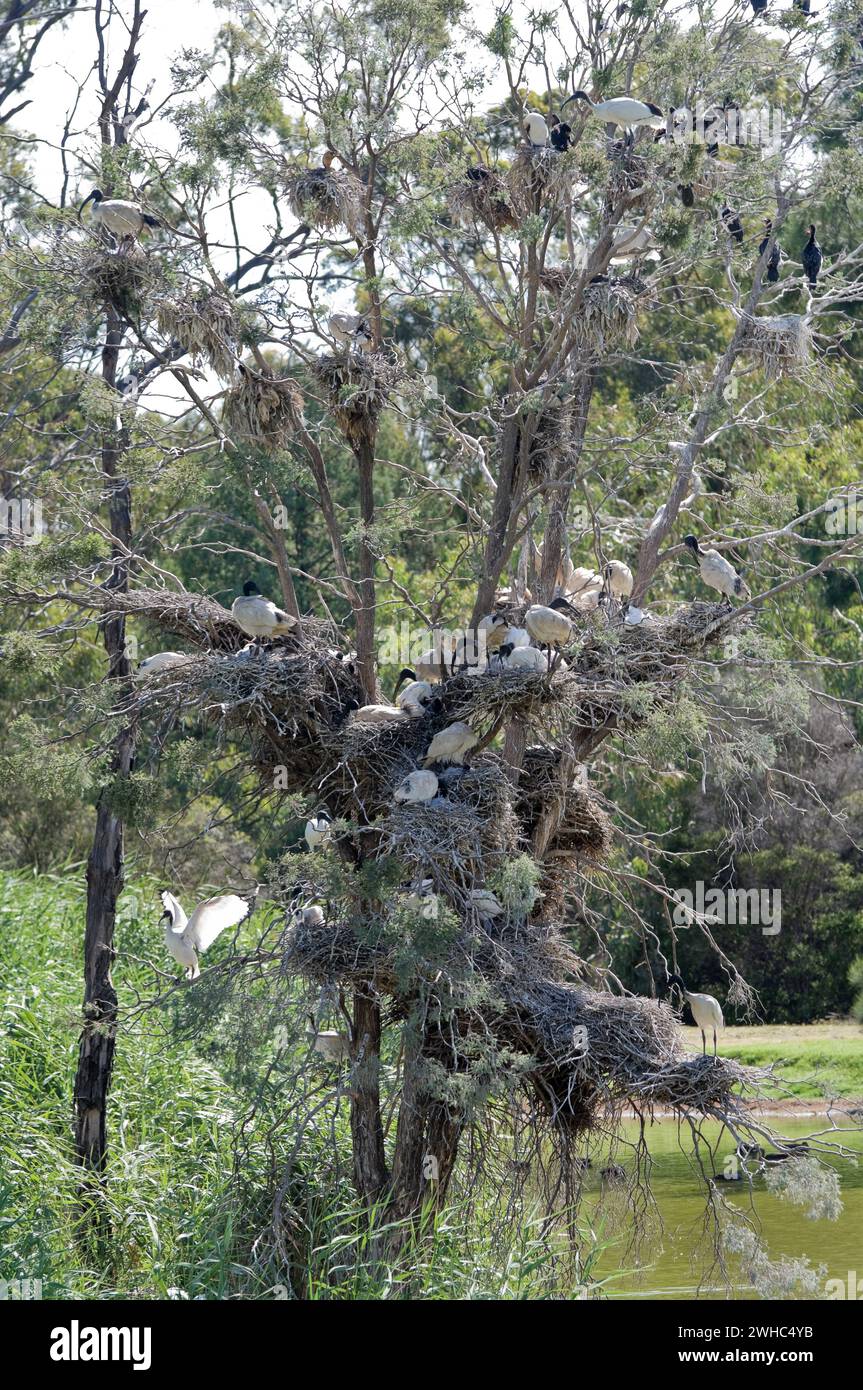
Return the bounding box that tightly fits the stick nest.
[571,274,648,353]
[507,146,575,217]
[283,166,364,236]
[447,171,516,232]
[311,350,407,445]
[223,366,304,450]
[740,313,814,380]
[156,287,239,379]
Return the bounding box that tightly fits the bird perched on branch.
[678,183,695,208]
[758,220,782,283]
[304,816,331,851]
[394,769,439,803]
[329,311,373,351]
[306,1015,350,1061]
[668,973,724,1055]
[523,111,549,147]
[133,652,190,679]
[722,205,744,245]
[231,580,298,645]
[802,224,822,287]
[423,720,478,767]
[562,92,664,134]
[159,890,251,981]
[78,188,161,239]
[309,150,340,177]
[683,535,751,605]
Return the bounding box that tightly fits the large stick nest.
[507,146,575,217]
[79,241,157,318]
[446,170,517,233]
[311,350,408,446]
[223,365,304,450]
[282,166,364,236]
[156,287,239,379]
[740,313,814,380]
[570,273,649,353]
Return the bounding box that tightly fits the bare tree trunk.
[350,989,388,1202]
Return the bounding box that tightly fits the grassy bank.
[681,1023,863,1099]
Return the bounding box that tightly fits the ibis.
[502,643,549,674]
[394,769,439,803]
[78,189,161,239]
[307,1015,350,1061]
[668,972,724,1055]
[602,559,634,602]
[395,676,434,717]
[562,93,664,131]
[349,703,406,725]
[231,580,298,644]
[610,224,659,259]
[683,535,751,604]
[159,889,251,981]
[304,817,331,851]
[329,311,373,351]
[423,721,478,767]
[134,652,190,679]
[525,598,577,661]
[523,111,549,147]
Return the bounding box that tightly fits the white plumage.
[411,644,454,682]
[603,559,634,600]
[160,890,250,981]
[525,601,574,648]
[304,817,331,851]
[299,905,325,927]
[329,312,372,350]
[350,703,406,725]
[504,644,549,674]
[396,678,434,717]
[231,581,297,640]
[394,769,439,803]
[670,973,724,1054]
[78,188,161,238]
[307,1017,350,1061]
[422,720,478,767]
[134,652,190,679]
[683,535,751,603]
[478,612,508,652]
[563,93,665,130]
[504,625,531,648]
[610,224,659,259]
[523,111,549,146]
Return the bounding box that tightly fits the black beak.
[392,667,416,698]
[77,190,98,222]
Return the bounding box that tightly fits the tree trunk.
[350,989,389,1201]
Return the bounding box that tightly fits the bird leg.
[701,1029,706,1055]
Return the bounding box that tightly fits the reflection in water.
[581,1117,863,1300]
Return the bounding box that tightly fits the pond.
[584,1115,863,1299]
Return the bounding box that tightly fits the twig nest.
[604,146,650,205]
[571,274,648,353]
[156,287,239,379]
[80,240,152,317]
[507,146,574,217]
[740,313,813,380]
[223,364,304,450]
[446,169,516,233]
[283,165,364,236]
[538,265,572,299]
[311,349,407,445]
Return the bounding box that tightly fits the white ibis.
[602,559,634,602]
[329,311,373,351]
[134,652,190,679]
[523,111,549,147]
[478,612,508,653]
[610,224,660,259]
[423,721,478,767]
[159,890,251,981]
[562,92,664,131]
[683,535,751,604]
[78,189,161,238]
[525,598,577,662]
[504,625,531,648]
[394,769,439,803]
[395,676,434,717]
[304,817,331,851]
[349,703,406,725]
[307,1015,350,1061]
[669,972,724,1055]
[502,643,548,674]
[231,581,298,643]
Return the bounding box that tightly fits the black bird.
[750,0,768,13]
[678,183,695,208]
[802,223,822,286]
[549,116,573,152]
[794,0,813,13]
[466,166,493,184]
[722,205,744,245]
[758,220,781,283]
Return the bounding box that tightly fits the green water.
[583,1117,863,1299]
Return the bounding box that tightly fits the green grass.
[680,1024,863,1099]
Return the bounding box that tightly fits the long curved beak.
[77,191,97,222]
[392,667,416,698]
